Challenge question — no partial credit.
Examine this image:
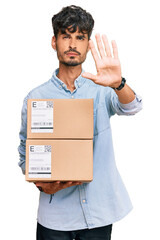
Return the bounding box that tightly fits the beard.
[56,46,87,67]
[60,57,85,67]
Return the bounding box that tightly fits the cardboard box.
[25,139,93,182]
[27,99,93,139]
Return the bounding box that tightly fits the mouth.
[66,52,79,57]
[64,50,81,56]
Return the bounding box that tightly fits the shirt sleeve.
[106,88,143,117]
[18,94,29,174]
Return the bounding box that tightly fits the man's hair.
[52,5,94,39]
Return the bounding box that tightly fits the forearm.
[18,95,28,174]
[18,139,26,174]
[114,84,135,104]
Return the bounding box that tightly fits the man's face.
[52,28,89,67]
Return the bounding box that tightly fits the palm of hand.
[82,34,122,88]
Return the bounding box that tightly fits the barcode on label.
[30,167,51,171]
[44,146,51,152]
[46,101,53,108]
[32,122,53,126]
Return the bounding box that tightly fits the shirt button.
[62,84,65,87]
[78,83,81,86]
[82,199,86,203]
[71,96,74,99]
[59,85,62,89]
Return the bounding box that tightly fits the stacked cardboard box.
[25,99,94,182]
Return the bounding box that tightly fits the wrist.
[112,77,126,91]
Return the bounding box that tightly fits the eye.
[63,35,70,39]
[77,36,85,40]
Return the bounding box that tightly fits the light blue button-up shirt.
[18,69,142,231]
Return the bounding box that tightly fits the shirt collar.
[51,68,86,90]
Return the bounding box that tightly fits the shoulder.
[24,79,53,101]
[29,80,51,97]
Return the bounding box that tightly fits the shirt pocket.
[93,104,110,136]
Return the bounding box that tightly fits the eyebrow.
[62,33,70,36]
[61,32,87,38]
[77,34,86,38]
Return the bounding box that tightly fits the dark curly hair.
[52,5,94,39]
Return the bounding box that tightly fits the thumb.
[82,72,97,82]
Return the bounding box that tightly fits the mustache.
[64,49,81,55]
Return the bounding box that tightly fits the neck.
[57,63,82,91]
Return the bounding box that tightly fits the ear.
[51,36,56,50]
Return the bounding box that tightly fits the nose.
[69,38,77,49]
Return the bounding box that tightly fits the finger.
[111,40,119,59]
[56,181,60,184]
[82,72,97,82]
[102,35,112,57]
[89,39,100,63]
[68,182,82,187]
[60,181,72,185]
[73,181,83,185]
[61,181,82,189]
[59,181,72,189]
[95,34,106,58]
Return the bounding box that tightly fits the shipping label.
[31,101,53,133]
[29,145,52,178]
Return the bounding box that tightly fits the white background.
[0,0,160,239]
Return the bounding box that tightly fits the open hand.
[82,34,122,88]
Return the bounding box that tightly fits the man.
[18,5,142,240]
